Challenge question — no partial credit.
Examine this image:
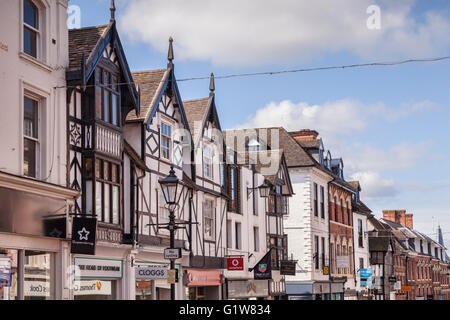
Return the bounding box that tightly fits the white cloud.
[119,0,450,66]
[344,141,434,173]
[369,100,439,121]
[236,99,367,136]
[350,171,399,201]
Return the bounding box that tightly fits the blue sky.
[69,0,450,246]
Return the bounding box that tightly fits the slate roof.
[126,69,170,122]
[352,200,372,215]
[295,139,321,149]
[224,127,316,168]
[68,24,110,70]
[235,149,284,185]
[183,97,211,144]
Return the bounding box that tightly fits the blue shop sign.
[360,268,372,278]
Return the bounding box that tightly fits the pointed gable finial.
[110,0,116,23]
[209,73,215,95]
[167,36,174,67]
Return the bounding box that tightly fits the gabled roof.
[126,69,170,122]
[68,24,110,70]
[352,200,372,215]
[183,97,211,144]
[235,149,294,195]
[295,139,321,149]
[224,127,317,169]
[68,22,139,115]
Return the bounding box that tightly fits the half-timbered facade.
[66,5,143,299]
[224,129,294,299]
[123,40,195,300]
[182,75,228,299]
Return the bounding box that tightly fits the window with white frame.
[203,199,215,240]
[23,0,40,59]
[253,226,260,252]
[23,95,40,178]
[161,122,172,160]
[158,189,170,225]
[203,145,213,178]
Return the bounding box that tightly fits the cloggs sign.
[136,265,168,280]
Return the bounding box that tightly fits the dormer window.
[23,0,39,59]
[247,138,261,151]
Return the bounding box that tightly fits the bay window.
[94,159,121,225]
[95,67,120,126]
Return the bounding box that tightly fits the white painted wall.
[285,167,332,283]
[223,166,267,280]
[353,211,370,293]
[0,0,69,186]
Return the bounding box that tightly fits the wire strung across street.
[54,55,450,90]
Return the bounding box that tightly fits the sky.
[69,0,450,247]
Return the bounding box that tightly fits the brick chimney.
[290,129,319,141]
[405,214,413,229]
[382,210,413,229]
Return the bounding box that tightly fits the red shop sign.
[227,257,244,271]
[186,270,221,287]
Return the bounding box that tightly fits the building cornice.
[0,171,79,200]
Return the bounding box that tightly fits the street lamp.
[247,182,270,198]
[158,166,181,300]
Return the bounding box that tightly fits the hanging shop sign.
[401,286,412,293]
[184,270,221,287]
[167,269,178,284]
[253,250,272,280]
[74,257,123,279]
[394,281,402,291]
[43,217,67,239]
[323,266,329,275]
[71,217,97,255]
[227,280,269,299]
[280,261,296,276]
[360,279,372,286]
[164,248,182,260]
[227,257,244,271]
[136,265,168,280]
[360,269,372,279]
[73,280,112,296]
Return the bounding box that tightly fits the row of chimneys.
[383,209,414,229]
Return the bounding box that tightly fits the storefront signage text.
[136,265,168,280]
[74,257,123,279]
[227,257,244,271]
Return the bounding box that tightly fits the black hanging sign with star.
[71,217,97,255]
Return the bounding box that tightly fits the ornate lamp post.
[158,166,181,300]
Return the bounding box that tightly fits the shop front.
[72,256,123,300]
[0,171,78,300]
[226,279,269,300]
[134,261,182,300]
[184,269,222,300]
